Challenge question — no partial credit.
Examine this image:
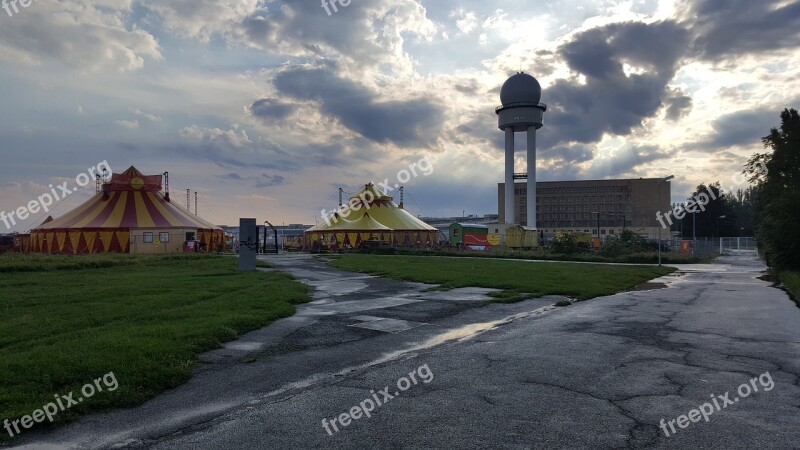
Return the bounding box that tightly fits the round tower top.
[500,72,542,106]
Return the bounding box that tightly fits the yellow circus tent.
[28,166,224,254]
[304,183,439,250]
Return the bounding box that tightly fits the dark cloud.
[454,82,479,95]
[584,144,670,178]
[542,20,690,148]
[540,144,594,164]
[700,110,778,148]
[680,0,800,60]
[273,64,444,146]
[250,98,295,120]
[664,89,693,121]
[255,174,285,188]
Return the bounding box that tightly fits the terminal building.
[498,178,671,239]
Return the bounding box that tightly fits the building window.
[143,232,153,243]
[160,232,169,243]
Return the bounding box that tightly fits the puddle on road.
[628,281,668,292]
[254,305,556,402]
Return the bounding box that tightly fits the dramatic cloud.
[273,64,444,146]
[700,110,779,149]
[663,90,693,121]
[233,0,435,73]
[0,1,161,71]
[249,98,295,121]
[544,20,691,147]
[141,0,259,42]
[680,0,800,60]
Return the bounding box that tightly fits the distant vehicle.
[448,223,492,251]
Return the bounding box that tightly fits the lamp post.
[592,211,600,245]
[658,175,674,266]
[692,208,696,256]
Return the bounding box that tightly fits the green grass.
[329,254,674,302]
[0,254,309,437]
[353,247,709,264]
[780,270,800,306]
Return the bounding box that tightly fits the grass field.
[780,270,800,305]
[355,247,707,264]
[0,254,308,437]
[329,254,674,302]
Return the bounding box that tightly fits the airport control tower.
[496,72,546,228]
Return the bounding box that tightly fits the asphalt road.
[11,254,800,449]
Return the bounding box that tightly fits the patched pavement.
[12,254,800,449]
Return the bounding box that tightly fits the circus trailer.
[505,225,540,250]
[448,223,493,251]
[28,166,224,254]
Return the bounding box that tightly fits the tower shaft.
[527,127,537,228]
[504,128,515,225]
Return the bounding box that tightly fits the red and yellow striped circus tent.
[304,183,439,250]
[24,166,224,254]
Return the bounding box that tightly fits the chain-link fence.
[651,236,756,259]
[719,237,757,255]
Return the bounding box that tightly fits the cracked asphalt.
[11,253,800,449]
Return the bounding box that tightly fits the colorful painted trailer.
[449,223,492,251]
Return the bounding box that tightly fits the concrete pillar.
[504,128,515,224]
[527,127,536,229]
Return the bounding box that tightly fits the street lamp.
[692,207,696,255]
[592,211,600,245]
[658,175,674,266]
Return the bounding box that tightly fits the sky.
[0,0,798,231]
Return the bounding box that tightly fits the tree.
[745,108,800,270]
[678,183,733,238]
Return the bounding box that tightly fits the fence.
[651,236,756,259]
[719,237,757,255]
